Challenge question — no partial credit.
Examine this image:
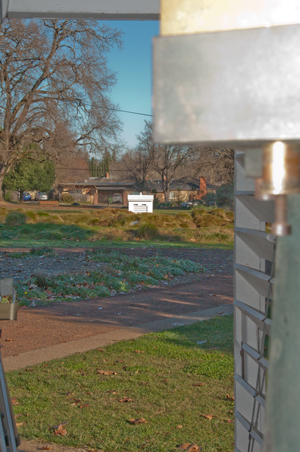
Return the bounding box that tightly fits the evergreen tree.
[3,159,55,200]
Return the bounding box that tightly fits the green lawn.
[8,315,234,452]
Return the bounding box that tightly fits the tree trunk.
[164,190,170,203]
[0,174,4,200]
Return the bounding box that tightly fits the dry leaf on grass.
[178,444,191,450]
[128,417,147,424]
[177,443,201,451]
[134,350,145,354]
[37,447,53,450]
[107,390,118,394]
[14,414,22,419]
[193,383,204,387]
[97,370,117,376]
[79,404,90,409]
[50,421,68,429]
[226,394,234,401]
[119,397,134,403]
[11,398,19,406]
[176,425,183,429]
[98,349,105,352]
[54,424,67,436]
[227,419,234,423]
[202,414,213,420]
[229,410,234,414]
[186,445,200,452]
[16,422,24,427]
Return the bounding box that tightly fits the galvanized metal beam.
[1,0,159,21]
[153,24,300,146]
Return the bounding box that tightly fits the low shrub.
[26,211,37,223]
[136,223,159,239]
[226,210,234,221]
[210,208,229,220]
[61,193,75,204]
[5,211,27,226]
[216,183,234,208]
[30,247,54,256]
[34,273,50,289]
[202,192,216,206]
[3,191,12,202]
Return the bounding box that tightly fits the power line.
[99,106,152,117]
[83,102,153,117]
[56,167,128,171]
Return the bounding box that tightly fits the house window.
[113,193,122,203]
[169,191,175,200]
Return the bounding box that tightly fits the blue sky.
[105,21,159,149]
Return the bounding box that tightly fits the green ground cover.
[14,249,205,306]
[0,207,234,248]
[8,315,234,452]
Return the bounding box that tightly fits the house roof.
[60,176,134,189]
[143,178,219,192]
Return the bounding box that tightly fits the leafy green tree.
[35,160,55,192]
[3,159,55,201]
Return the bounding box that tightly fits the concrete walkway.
[3,304,233,371]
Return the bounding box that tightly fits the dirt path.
[0,274,232,358]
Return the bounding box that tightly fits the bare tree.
[191,148,234,184]
[55,149,90,185]
[0,19,122,197]
[120,149,150,192]
[135,121,193,202]
[121,123,156,191]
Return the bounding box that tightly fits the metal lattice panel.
[234,152,275,451]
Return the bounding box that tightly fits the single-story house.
[59,175,218,206]
[59,173,134,206]
[143,177,219,203]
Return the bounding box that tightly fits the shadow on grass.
[0,222,94,241]
[153,315,234,355]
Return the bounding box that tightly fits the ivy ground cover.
[16,249,205,306]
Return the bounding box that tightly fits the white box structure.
[128,193,154,214]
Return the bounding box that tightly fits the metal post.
[264,194,300,451]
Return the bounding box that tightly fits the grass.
[0,206,234,249]
[15,249,205,306]
[8,315,234,452]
